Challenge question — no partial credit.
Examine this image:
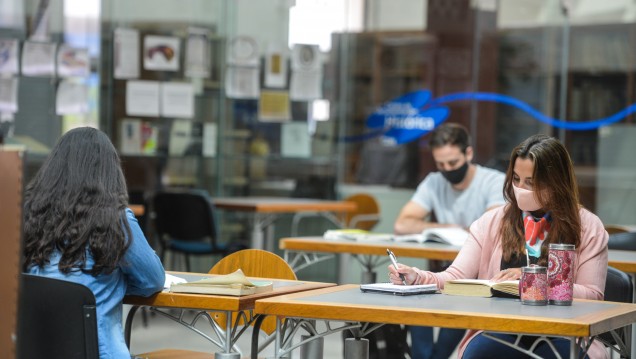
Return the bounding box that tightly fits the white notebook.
[360,282,438,296]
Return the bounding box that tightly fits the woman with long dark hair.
[23,127,165,359]
[389,134,608,358]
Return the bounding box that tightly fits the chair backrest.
[153,189,219,246]
[209,249,297,280]
[209,249,296,335]
[604,224,630,235]
[599,266,634,355]
[607,231,636,251]
[344,193,380,231]
[17,274,99,359]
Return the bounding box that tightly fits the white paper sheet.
[0,76,18,113]
[290,69,322,100]
[56,79,88,115]
[0,39,19,75]
[126,80,160,117]
[281,122,310,158]
[119,118,142,155]
[57,44,90,77]
[144,35,180,71]
[225,65,260,99]
[202,123,217,157]
[22,41,56,77]
[185,27,211,78]
[227,35,259,66]
[114,28,140,79]
[161,82,194,118]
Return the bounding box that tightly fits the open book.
[394,227,469,247]
[360,282,438,296]
[442,279,519,297]
[169,269,273,296]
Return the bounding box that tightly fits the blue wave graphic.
[428,92,636,131]
[345,91,636,143]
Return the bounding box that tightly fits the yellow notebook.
[169,269,273,296]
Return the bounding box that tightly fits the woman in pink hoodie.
[389,134,608,358]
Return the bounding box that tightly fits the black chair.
[17,274,98,359]
[608,231,636,251]
[153,189,230,271]
[599,266,634,358]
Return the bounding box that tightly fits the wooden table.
[281,236,636,283]
[124,271,335,357]
[213,197,357,251]
[255,284,636,359]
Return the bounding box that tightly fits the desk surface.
[281,236,461,261]
[282,236,636,270]
[213,197,357,214]
[124,271,335,312]
[255,284,636,338]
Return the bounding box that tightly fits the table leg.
[214,313,240,359]
[344,337,369,359]
[251,214,265,250]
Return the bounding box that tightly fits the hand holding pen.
[387,249,408,285]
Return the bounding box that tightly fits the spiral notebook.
[360,282,438,296]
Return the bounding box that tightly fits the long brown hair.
[500,134,581,265]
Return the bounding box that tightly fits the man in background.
[394,122,505,359]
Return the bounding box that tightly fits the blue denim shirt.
[27,208,165,359]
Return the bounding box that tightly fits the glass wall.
[2,0,635,228]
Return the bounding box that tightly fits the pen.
[387,249,407,285]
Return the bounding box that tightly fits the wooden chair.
[208,249,297,335]
[290,193,381,236]
[134,249,296,359]
[605,224,631,235]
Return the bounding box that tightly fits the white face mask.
[513,184,542,212]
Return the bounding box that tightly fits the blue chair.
[607,231,636,251]
[17,274,99,359]
[153,189,230,271]
[599,266,634,357]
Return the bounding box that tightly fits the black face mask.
[441,161,469,185]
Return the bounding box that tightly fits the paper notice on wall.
[290,70,322,100]
[225,66,260,99]
[227,35,259,66]
[0,76,18,113]
[185,27,211,78]
[144,35,180,72]
[57,44,90,77]
[126,80,160,117]
[0,39,19,75]
[161,82,194,118]
[258,90,290,122]
[281,122,311,158]
[56,80,89,115]
[202,123,217,157]
[114,28,140,79]
[264,44,287,88]
[119,118,142,154]
[22,41,56,77]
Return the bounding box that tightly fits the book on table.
[360,282,438,296]
[323,229,393,241]
[442,279,520,298]
[169,269,274,296]
[393,227,469,247]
